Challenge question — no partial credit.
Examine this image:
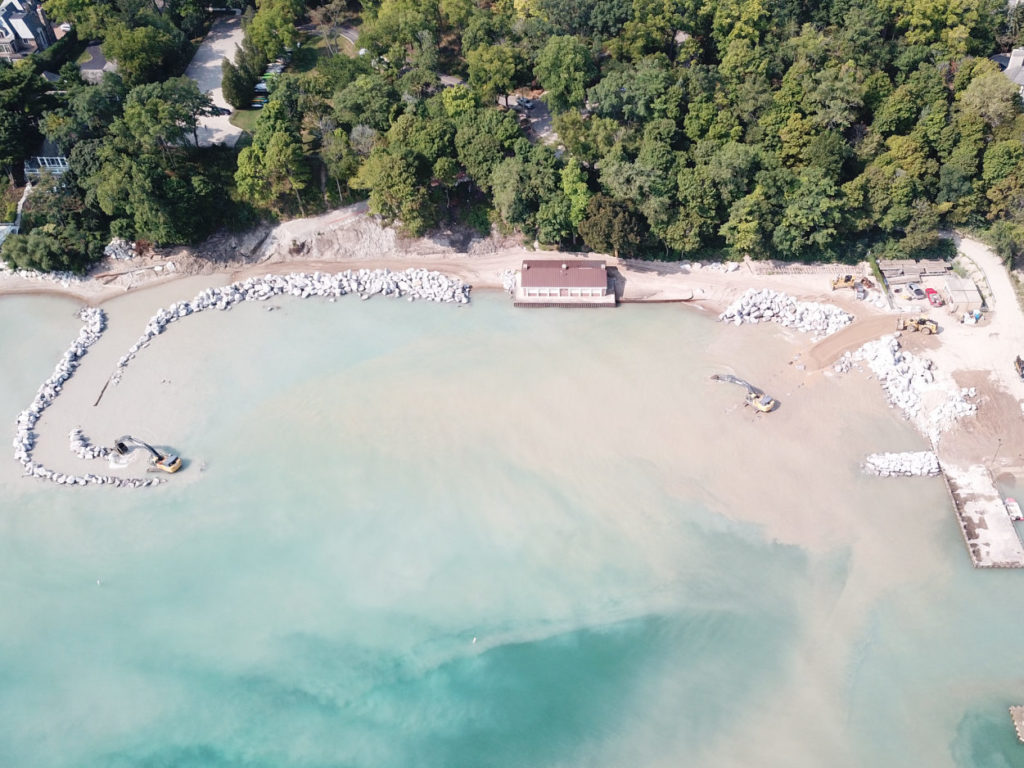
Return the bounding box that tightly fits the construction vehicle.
[711,373,777,413]
[114,435,182,473]
[832,274,875,291]
[896,316,938,335]
[832,274,857,290]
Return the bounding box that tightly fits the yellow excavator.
[114,435,182,473]
[711,374,777,413]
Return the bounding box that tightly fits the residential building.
[0,0,54,61]
[994,48,1024,98]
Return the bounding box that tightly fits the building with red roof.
[515,259,615,306]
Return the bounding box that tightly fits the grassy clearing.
[291,34,332,72]
[229,109,261,134]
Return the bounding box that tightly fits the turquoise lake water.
[1,290,1023,767]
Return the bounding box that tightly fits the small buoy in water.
[472,637,477,644]
[96,579,101,586]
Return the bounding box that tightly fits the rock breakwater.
[12,269,471,488]
[719,289,852,337]
[110,269,470,385]
[12,308,163,488]
[863,451,941,477]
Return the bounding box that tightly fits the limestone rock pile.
[855,335,931,416]
[833,352,854,374]
[69,426,111,460]
[103,238,136,260]
[111,269,470,385]
[926,387,978,437]
[863,451,941,477]
[854,335,977,441]
[11,307,163,488]
[719,289,853,337]
[682,261,740,273]
[500,269,517,295]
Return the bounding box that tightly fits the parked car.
[907,282,926,300]
[516,97,534,109]
[925,287,944,307]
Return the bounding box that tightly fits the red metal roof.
[520,260,607,289]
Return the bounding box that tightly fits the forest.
[3,0,1024,271]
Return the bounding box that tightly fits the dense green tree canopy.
[14,0,1024,272]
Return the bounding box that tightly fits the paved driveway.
[185,16,245,147]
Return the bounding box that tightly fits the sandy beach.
[0,202,868,311]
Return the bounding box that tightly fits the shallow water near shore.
[2,289,1024,767]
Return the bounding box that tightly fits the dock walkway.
[942,463,1024,568]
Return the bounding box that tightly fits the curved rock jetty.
[13,269,470,489]
[12,308,163,488]
[719,289,852,337]
[111,269,471,385]
[863,451,941,477]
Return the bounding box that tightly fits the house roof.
[520,260,607,289]
[998,48,1024,87]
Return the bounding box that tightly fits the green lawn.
[290,31,357,73]
[229,109,261,134]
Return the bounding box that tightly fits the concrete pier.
[942,464,1024,568]
[1010,706,1024,743]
